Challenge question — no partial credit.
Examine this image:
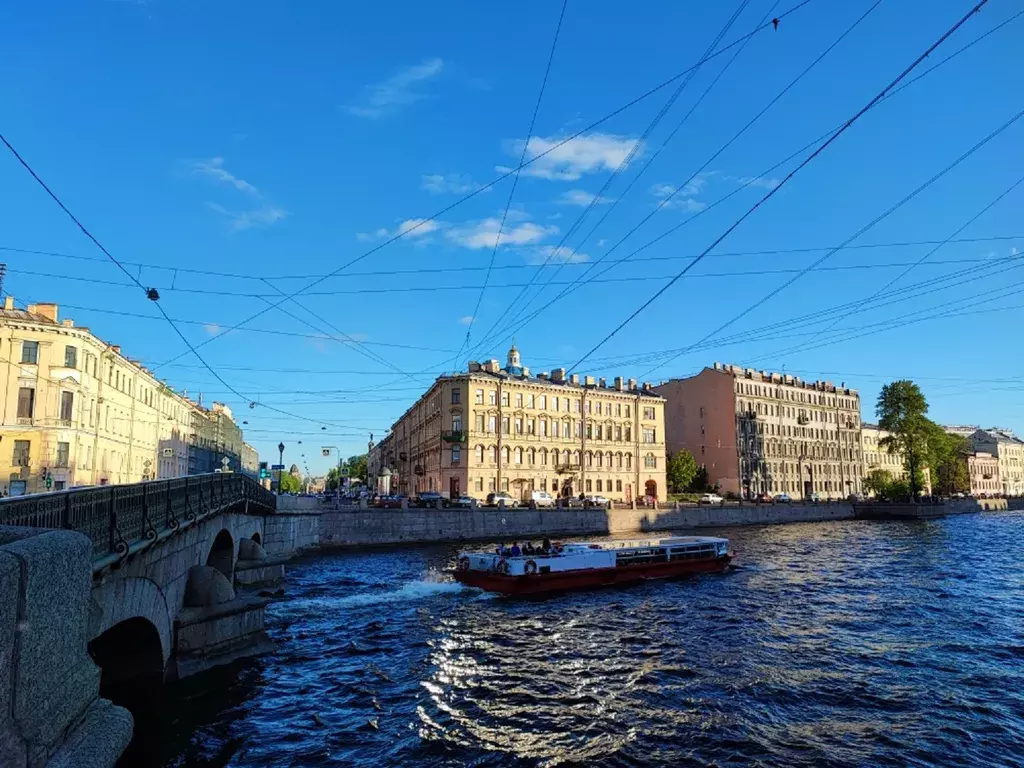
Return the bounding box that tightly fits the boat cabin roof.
[461,536,727,558]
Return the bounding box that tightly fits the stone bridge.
[0,474,318,767]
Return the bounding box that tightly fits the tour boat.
[452,536,731,596]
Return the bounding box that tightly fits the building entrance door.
[449,477,460,498]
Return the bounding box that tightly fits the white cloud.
[558,189,613,206]
[421,173,479,194]
[459,315,474,325]
[446,218,558,250]
[191,157,260,196]
[345,58,444,119]
[651,179,707,213]
[529,245,589,264]
[356,218,441,241]
[206,203,289,232]
[498,133,642,181]
[739,175,781,190]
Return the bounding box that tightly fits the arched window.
[476,445,484,464]
[489,445,498,463]
[562,449,571,465]
[606,451,613,468]
[645,453,657,468]
[616,452,623,468]
[515,447,523,464]
[502,446,511,463]
[572,450,581,466]
[586,451,593,467]
[528,448,536,465]
[625,453,632,469]
[539,448,548,465]
[596,452,603,467]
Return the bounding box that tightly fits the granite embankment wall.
[318,503,855,548]
[262,512,321,556]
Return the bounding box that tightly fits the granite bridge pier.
[0,474,317,768]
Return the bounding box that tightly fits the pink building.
[654,363,863,500]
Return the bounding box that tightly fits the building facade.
[0,299,255,495]
[968,428,1024,496]
[967,452,1000,496]
[655,363,863,500]
[861,423,932,496]
[375,346,666,502]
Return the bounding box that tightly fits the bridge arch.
[88,616,165,703]
[250,531,262,546]
[90,576,173,666]
[206,528,235,580]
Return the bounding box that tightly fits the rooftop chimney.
[3,297,13,311]
[61,318,74,328]
[111,345,121,355]
[584,375,595,387]
[628,378,637,391]
[27,303,58,323]
[598,377,606,388]
[569,374,579,385]
[537,372,548,380]
[614,376,624,391]
[551,368,565,383]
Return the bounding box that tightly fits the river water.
[148,512,1024,767]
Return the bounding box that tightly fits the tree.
[278,472,301,493]
[876,380,931,498]
[347,454,368,482]
[692,465,711,492]
[666,450,698,493]
[927,424,970,496]
[325,466,341,491]
[864,469,893,497]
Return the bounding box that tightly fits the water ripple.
[148,513,1024,767]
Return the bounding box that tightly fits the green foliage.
[880,477,912,502]
[666,450,698,493]
[278,472,301,493]
[864,469,893,497]
[876,380,931,497]
[347,454,368,481]
[692,465,711,492]
[926,424,971,496]
[325,466,341,491]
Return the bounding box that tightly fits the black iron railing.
[0,473,276,559]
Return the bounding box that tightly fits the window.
[552,397,559,412]
[575,400,581,413]
[540,419,548,437]
[528,449,535,465]
[13,440,30,467]
[527,394,535,409]
[552,421,560,438]
[615,426,622,441]
[597,479,603,492]
[624,405,631,418]
[489,445,498,463]
[643,406,655,420]
[17,387,35,419]
[502,392,510,407]
[489,390,497,406]
[502,417,510,434]
[515,418,523,434]
[515,393,523,408]
[586,479,592,492]
[595,402,602,415]
[643,428,656,443]
[596,452,603,467]
[451,389,461,404]
[586,423,593,439]
[489,478,496,492]
[515,447,523,464]
[616,479,623,492]
[539,396,546,409]
[596,425,603,440]
[488,416,496,433]
[64,346,78,369]
[451,446,461,464]
[645,453,657,468]
[575,421,583,438]
[452,415,462,432]
[21,341,38,364]
[56,442,70,468]
[539,448,547,465]
[475,389,484,404]
[625,426,632,441]
[476,445,484,463]
[586,401,591,415]
[475,414,485,432]
[625,454,632,469]
[616,403,622,416]
[502,446,511,464]
[552,480,559,492]
[476,477,484,492]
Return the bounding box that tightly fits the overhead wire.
[564,0,992,376]
[466,5,1023,355]
[455,0,568,365]
[638,104,1024,378]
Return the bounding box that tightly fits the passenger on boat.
[510,541,522,557]
[523,542,535,555]
[541,537,552,554]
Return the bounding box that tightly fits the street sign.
[162,448,174,458]
[271,464,285,470]
[322,448,331,457]
[341,466,350,477]
[221,456,230,468]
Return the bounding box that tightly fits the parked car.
[699,493,724,505]
[416,491,447,507]
[754,492,773,503]
[774,493,792,504]
[583,495,610,508]
[375,495,403,509]
[529,490,556,508]
[809,492,822,503]
[486,491,519,508]
[451,495,475,508]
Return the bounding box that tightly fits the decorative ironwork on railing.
[0,473,276,560]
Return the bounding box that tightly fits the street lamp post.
[277,442,285,493]
[322,445,343,499]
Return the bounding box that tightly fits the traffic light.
[258,461,269,479]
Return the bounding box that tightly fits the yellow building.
[861,422,931,495]
[378,345,667,503]
[0,298,247,495]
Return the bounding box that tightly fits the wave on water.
[336,580,470,608]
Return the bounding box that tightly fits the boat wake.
[336,580,470,608]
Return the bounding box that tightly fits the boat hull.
[453,555,731,595]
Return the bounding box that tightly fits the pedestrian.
[510,541,522,557]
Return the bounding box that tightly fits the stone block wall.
[262,513,321,556]
[0,526,132,768]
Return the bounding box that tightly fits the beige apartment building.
[967,452,1000,496]
[969,428,1024,496]
[0,299,254,495]
[861,423,932,495]
[655,363,863,500]
[373,345,666,502]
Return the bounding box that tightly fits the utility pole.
[277,442,284,492]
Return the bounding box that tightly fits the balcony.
[441,430,467,444]
[414,465,425,475]
[797,415,809,425]
[555,463,580,474]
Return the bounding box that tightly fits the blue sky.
[2,0,1021,473]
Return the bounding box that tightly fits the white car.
[584,495,610,507]
[529,490,556,508]
[698,493,724,504]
